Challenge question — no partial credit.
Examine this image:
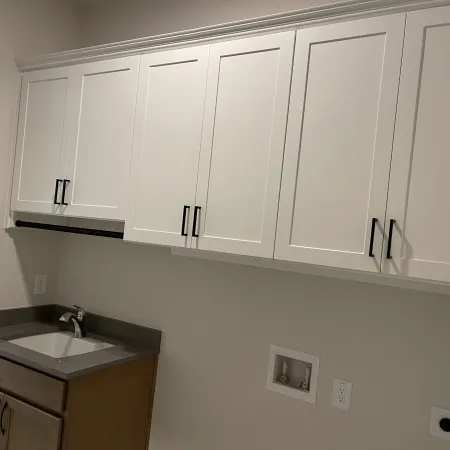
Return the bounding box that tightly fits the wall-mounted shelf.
[266,345,319,403]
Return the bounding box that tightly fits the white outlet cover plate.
[34,275,47,295]
[430,406,450,440]
[332,379,352,411]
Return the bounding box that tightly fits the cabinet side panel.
[62,357,157,450]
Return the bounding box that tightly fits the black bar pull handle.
[0,401,8,435]
[386,219,396,260]
[181,205,190,237]
[192,206,201,238]
[62,179,70,206]
[54,179,62,205]
[369,218,378,258]
[15,221,124,239]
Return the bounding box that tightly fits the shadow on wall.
[0,228,59,308]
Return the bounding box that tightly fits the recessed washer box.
[266,345,319,403]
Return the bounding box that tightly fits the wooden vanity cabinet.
[0,356,158,450]
[2,395,62,450]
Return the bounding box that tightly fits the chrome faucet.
[59,305,85,339]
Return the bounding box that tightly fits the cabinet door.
[62,56,140,220]
[3,395,61,450]
[11,67,73,214]
[193,32,295,257]
[0,393,5,450]
[383,7,450,282]
[125,47,208,247]
[275,15,405,271]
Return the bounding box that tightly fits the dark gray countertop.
[0,305,161,380]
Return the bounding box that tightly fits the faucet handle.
[73,305,85,321]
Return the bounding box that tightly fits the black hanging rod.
[15,220,124,240]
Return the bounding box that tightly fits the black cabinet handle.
[61,180,70,206]
[54,179,62,205]
[386,219,396,259]
[181,205,190,237]
[0,401,8,436]
[369,218,378,258]
[192,206,201,238]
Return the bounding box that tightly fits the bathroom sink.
[9,332,113,358]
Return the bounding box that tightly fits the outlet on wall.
[332,379,352,411]
[34,275,47,295]
[430,406,450,440]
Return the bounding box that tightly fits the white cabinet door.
[125,47,209,247]
[275,15,405,272]
[62,56,140,220]
[383,7,450,282]
[11,67,73,214]
[193,32,295,258]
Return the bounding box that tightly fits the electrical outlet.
[332,379,352,411]
[34,275,47,295]
[430,407,450,440]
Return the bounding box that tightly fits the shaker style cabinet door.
[125,47,209,247]
[62,56,140,220]
[275,15,405,271]
[383,7,450,282]
[0,393,5,450]
[2,395,61,450]
[11,67,73,214]
[193,32,295,258]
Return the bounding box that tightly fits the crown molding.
[17,0,447,71]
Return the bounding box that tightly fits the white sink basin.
[9,332,113,358]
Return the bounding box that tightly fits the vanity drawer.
[0,358,65,413]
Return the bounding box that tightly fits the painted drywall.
[0,0,82,308]
[5,0,82,59]
[57,235,450,450]
[81,0,352,46]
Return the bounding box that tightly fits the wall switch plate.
[332,379,352,411]
[34,275,47,295]
[430,406,450,440]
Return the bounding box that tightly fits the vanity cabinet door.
[10,67,74,215]
[193,32,295,257]
[275,15,405,272]
[383,6,450,282]
[0,394,5,450]
[62,56,140,220]
[3,395,61,450]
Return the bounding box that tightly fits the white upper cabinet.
[125,47,209,247]
[193,32,295,258]
[62,56,140,220]
[383,7,450,282]
[11,67,73,214]
[275,15,405,272]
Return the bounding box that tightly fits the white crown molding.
[17,0,448,71]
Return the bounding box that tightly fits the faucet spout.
[59,313,84,339]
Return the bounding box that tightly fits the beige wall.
[81,0,343,46]
[0,0,81,308]
[57,235,450,450]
